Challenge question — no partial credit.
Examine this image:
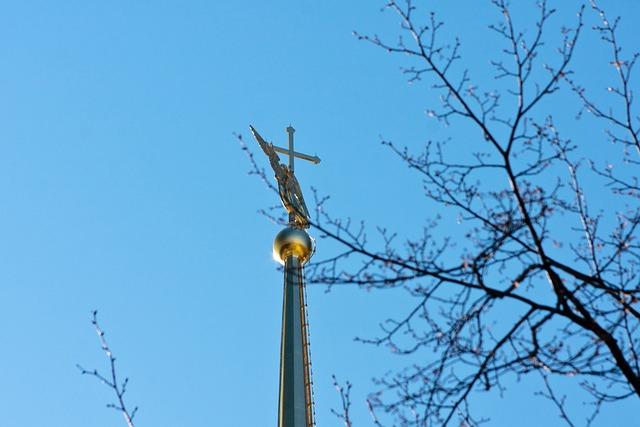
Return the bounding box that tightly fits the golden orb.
[273,227,314,265]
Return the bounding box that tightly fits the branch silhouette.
[77,311,138,427]
[240,1,640,425]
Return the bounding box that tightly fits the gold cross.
[272,126,321,172]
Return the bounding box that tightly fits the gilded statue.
[250,125,312,229]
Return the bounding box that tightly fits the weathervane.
[250,125,320,427]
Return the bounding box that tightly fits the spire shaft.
[278,255,314,427]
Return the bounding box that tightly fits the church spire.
[251,125,320,426]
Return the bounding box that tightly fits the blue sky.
[0,1,638,426]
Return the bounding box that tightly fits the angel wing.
[250,125,282,175]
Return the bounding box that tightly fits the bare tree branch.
[77,310,138,427]
[331,375,354,427]
[240,1,640,425]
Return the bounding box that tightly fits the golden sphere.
[273,227,314,265]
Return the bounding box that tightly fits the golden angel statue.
[250,125,312,229]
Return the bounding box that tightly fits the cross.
[272,125,321,172]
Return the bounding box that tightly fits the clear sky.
[0,1,638,426]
